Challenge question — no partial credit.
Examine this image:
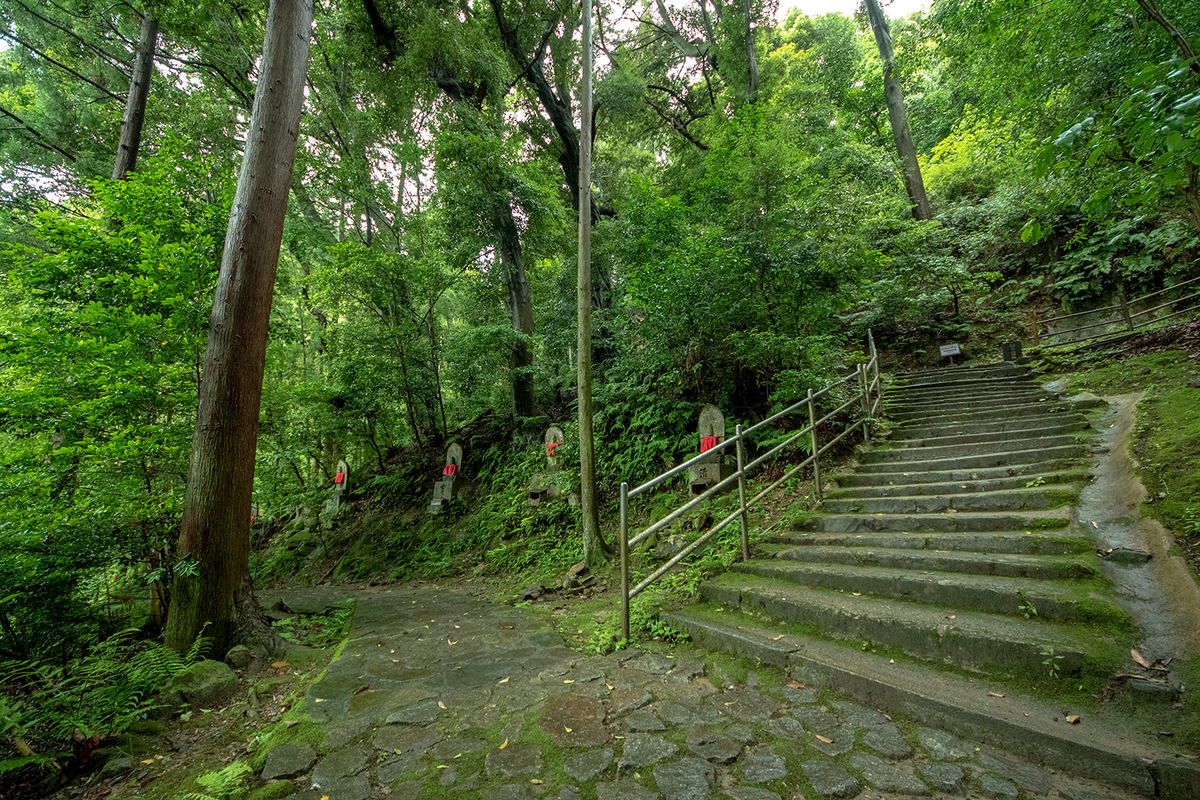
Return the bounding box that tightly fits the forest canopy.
[0,0,1196,663]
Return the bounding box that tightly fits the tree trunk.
[112,13,159,180]
[497,197,535,418]
[164,0,313,658]
[1133,0,1200,79]
[864,0,933,221]
[578,0,608,569]
[742,0,758,104]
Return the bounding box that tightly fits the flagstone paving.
[256,584,1140,800]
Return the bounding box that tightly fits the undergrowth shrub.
[0,628,209,777]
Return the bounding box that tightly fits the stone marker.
[689,404,734,498]
[428,443,463,515]
[1002,340,1023,362]
[530,426,565,506]
[321,458,350,529]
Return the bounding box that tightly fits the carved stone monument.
[321,459,349,530]
[529,426,565,506]
[1002,340,1024,362]
[689,404,734,498]
[428,443,463,515]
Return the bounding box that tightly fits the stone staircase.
[661,361,1200,797]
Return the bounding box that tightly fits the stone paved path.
[258,584,1137,800]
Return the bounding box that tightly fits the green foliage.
[272,606,353,649]
[184,760,254,800]
[0,627,208,773]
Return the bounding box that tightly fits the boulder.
[159,659,239,712]
[225,645,256,669]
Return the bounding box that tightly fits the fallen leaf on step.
[271,661,288,669]
[353,685,370,696]
[851,592,862,596]
[314,698,325,703]
[564,726,573,733]
[945,615,956,620]
[816,735,834,744]
[1065,715,1081,724]
[564,679,575,684]
[140,759,154,765]
[987,692,1005,698]
[1132,649,1152,669]
[499,677,509,684]
[771,635,784,640]
[1092,521,1099,528]
[447,638,457,645]
[438,701,447,709]
[531,779,543,785]
[499,738,508,749]
[284,720,299,728]
[786,681,804,689]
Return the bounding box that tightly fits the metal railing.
[1029,274,1200,349]
[616,331,884,640]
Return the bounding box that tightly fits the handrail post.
[735,425,750,561]
[858,364,871,443]
[1029,310,1041,347]
[619,481,630,642]
[1118,291,1135,331]
[807,389,822,502]
[868,329,884,420]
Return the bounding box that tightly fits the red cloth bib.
[700,435,718,453]
[442,464,457,476]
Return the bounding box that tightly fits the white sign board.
[940,343,961,357]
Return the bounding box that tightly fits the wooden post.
[808,389,822,501]
[1118,291,1135,331]
[735,425,750,562]
[1029,310,1041,347]
[868,329,883,419]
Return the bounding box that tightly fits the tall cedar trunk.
[864,0,932,221]
[112,14,159,180]
[164,0,313,657]
[578,0,608,568]
[497,198,535,417]
[742,0,758,104]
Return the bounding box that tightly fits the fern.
[183,760,253,800]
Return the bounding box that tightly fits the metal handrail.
[1031,274,1200,347]
[617,333,884,640]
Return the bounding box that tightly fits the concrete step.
[755,542,1096,580]
[829,469,1091,499]
[764,530,1093,556]
[822,484,1079,514]
[837,460,1080,488]
[730,559,1122,626]
[889,420,1089,448]
[658,608,1194,799]
[853,443,1086,474]
[803,507,1073,534]
[698,573,1111,678]
[862,434,1080,464]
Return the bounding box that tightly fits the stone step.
[889,400,1072,423]
[764,531,1093,556]
[886,393,1053,415]
[862,434,1080,464]
[697,573,1112,678]
[887,377,1039,401]
[657,609,1194,799]
[730,559,1121,626]
[828,469,1091,498]
[837,460,1079,488]
[893,414,1087,440]
[803,508,1072,534]
[853,444,1086,474]
[889,420,1089,448]
[896,364,1028,385]
[754,542,1096,580]
[822,484,1079,514]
